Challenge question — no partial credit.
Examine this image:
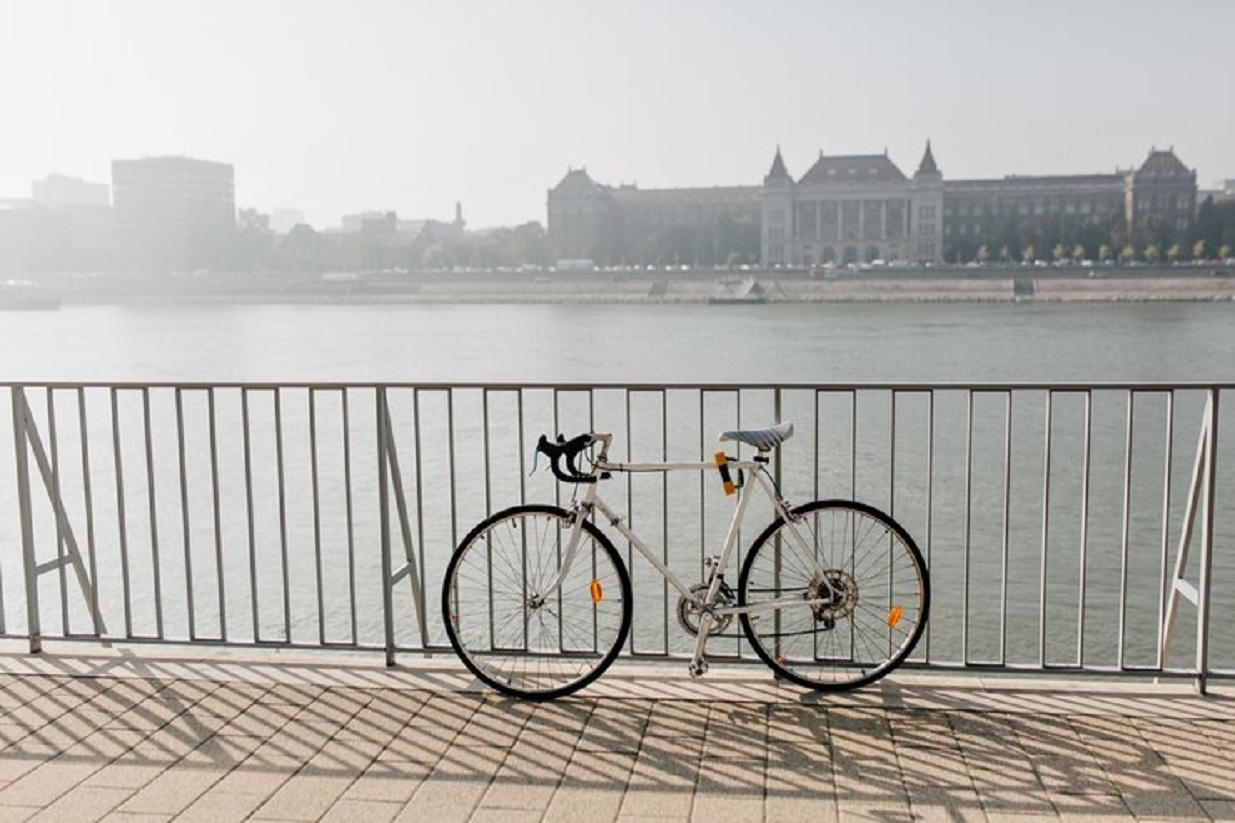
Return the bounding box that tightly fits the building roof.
[764,147,791,183]
[799,153,907,185]
[1136,148,1192,179]
[946,173,1124,191]
[552,168,600,193]
[915,141,939,177]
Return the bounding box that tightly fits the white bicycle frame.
[538,433,834,673]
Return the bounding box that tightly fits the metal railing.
[1,381,1230,690]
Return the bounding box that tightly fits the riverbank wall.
[17,267,1235,306]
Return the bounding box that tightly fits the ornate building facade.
[760,143,942,265]
[546,144,1197,266]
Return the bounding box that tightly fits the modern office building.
[111,156,235,272]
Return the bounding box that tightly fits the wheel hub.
[807,569,858,623]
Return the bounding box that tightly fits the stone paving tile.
[320,798,402,822]
[1201,798,1235,821]
[542,750,635,823]
[176,786,270,823]
[906,786,988,822]
[617,732,704,819]
[29,784,133,822]
[395,743,506,822]
[1048,791,1135,821]
[689,757,765,822]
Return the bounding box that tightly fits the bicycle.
[442,422,929,700]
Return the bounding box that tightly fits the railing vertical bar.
[627,388,636,653]
[342,388,357,644]
[482,389,491,516]
[483,389,495,651]
[309,388,324,645]
[273,389,290,642]
[590,388,600,654]
[734,388,742,584]
[850,390,857,500]
[142,387,163,638]
[241,387,259,641]
[516,389,526,506]
[1076,390,1092,667]
[888,389,897,656]
[11,387,40,651]
[697,389,704,586]
[447,388,458,560]
[999,390,1011,665]
[516,389,528,652]
[924,390,935,662]
[208,388,226,640]
[47,389,69,635]
[377,387,395,666]
[1117,391,1134,669]
[111,387,133,638]
[552,388,562,652]
[813,390,820,503]
[412,388,426,649]
[1195,388,1218,693]
[661,388,669,656]
[1155,390,1174,669]
[961,389,973,664]
[175,388,195,640]
[77,387,99,637]
[850,388,857,658]
[1038,390,1053,668]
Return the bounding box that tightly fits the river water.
[0,301,1232,673]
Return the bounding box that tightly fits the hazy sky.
[3,1,1231,228]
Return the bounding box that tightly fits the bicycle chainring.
[677,582,735,636]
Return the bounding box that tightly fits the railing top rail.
[3,380,1234,392]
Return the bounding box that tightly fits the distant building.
[0,199,67,273]
[29,174,115,269]
[111,156,235,272]
[547,171,761,264]
[945,149,1196,259]
[548,144,1198,265]
[32,174,110,209]
[339,202,466,247]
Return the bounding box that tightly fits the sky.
[1,0,1232,229]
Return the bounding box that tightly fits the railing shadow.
[1,672,1229,818]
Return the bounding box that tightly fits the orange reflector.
[589,578,603,604]
[713,451,736,496]
[887,605,904,629]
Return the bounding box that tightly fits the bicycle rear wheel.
[442,504,631,700]
[738,499,928,692]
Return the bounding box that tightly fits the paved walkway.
[0,652,1233,821]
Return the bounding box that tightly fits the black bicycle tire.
[442,503,633,701]
[737,499,930,692]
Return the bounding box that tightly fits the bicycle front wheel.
[738,500,929,692]
[442,504,631,700]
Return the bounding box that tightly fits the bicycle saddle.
[718,420,794,451]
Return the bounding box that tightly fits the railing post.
[1196,388,1218,694]
[377,387,396,667]
[10,387,41,653]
